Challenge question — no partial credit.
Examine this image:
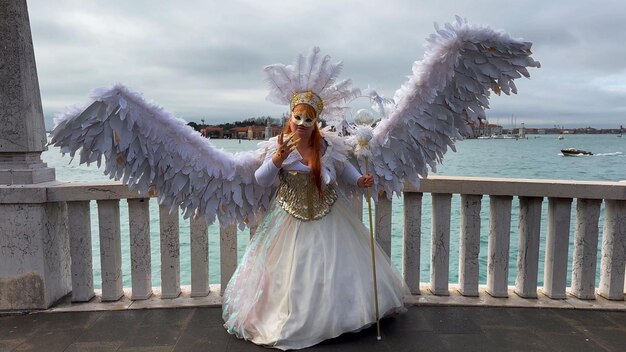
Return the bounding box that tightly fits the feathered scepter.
[353,109,381,341]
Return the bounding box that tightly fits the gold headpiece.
[290,91,324,116]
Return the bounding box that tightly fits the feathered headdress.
[263,47,360,123]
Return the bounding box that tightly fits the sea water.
[42,134,625,289]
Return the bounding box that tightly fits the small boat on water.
[561,148,593,156]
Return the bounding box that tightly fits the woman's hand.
[272,132,300,167]
[357,173,374,188]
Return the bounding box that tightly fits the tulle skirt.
[222,194,409,350]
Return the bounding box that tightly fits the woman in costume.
[50,17,539,351]
[221,96,408,349]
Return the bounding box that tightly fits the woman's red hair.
[284,104,323,195]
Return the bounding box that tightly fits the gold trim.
[290,91,324,116]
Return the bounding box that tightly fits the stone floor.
[1,306,625,351]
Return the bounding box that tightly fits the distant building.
[471,122,503,138]
[200,126,223,138]
[525,128,540,134]
[228,126,255,139]
[227,125,282,140]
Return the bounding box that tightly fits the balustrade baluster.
[570,199,601,299]
[430,193,452,296]
[543,197,573,299]
[190,216,209,297]
[97,199,124,301]
[487,196,513,298]
[67,201,94,302]
[515,196,542,298]
[459,194,482,297]
[598,200,626,300]
[403,192,422,294]
[375,195,392,257]
[220,224,238,292]
[128,199,152,300]
[159,206,181,298]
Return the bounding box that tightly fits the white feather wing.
[363,17,540,197]
[51,84,273,228]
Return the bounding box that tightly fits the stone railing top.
[0,180,62,203]
[0,181,143,204]
[1,176,625,204]
[411,176,626,200]
[47,182,145,202]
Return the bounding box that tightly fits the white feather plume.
[351,125,374,160]
[264,47,360,123]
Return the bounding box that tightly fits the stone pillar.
[0,0,54,184]
[458,194,482,297]
[430,193,452,296]
[543,197,573,299]
[190,216,209,297]
[598,200,626,300]
[570,199,601,299]
[0,0,70,310]
[159,206,181,299]
[486,195,512,298]
[515,196,542,298]
[220,224,238,293]
[375,195,392,257]
[0,190,70,309]
[403,192,422,295]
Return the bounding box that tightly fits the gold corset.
[277,170,338,221]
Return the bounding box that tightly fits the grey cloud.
[27,0,626,129]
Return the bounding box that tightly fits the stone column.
[0,0,70,310]
[458,194,482,297]
[515,196,542,298]
[430,193,452,296]
[403,192,422,295]
[486,195,512,298]
[543,197,573,299]
[0,189,70,310]
[0,0,54,184]
[598,200,626,300]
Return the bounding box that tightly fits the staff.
[354,110,381,341]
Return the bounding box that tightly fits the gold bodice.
[276,170,338,221]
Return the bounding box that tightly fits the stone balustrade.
[1,176,625,310]
[406,176,626,301]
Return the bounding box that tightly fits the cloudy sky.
[27,0,626,129]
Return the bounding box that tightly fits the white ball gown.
[222,136,409,350]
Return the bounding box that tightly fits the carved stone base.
[0,152,56,184]
[0,202,70,310]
